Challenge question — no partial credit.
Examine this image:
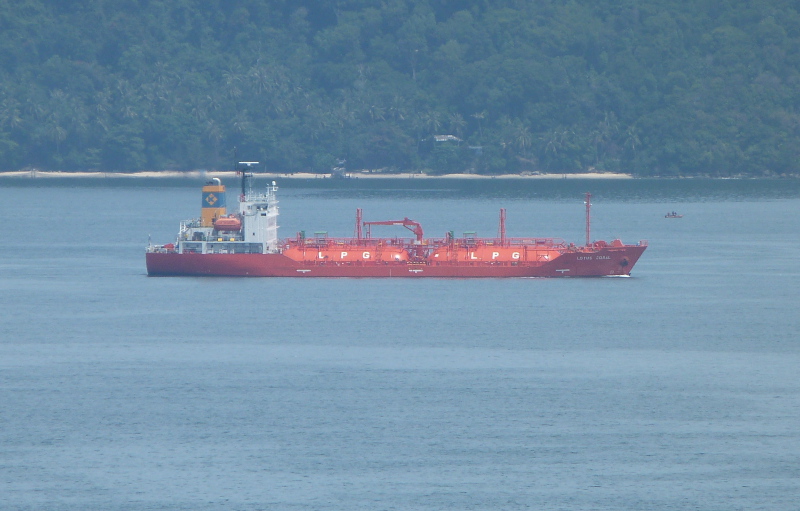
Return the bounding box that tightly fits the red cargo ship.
[146,169,647,277]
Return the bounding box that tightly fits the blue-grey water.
[1,177,799,510]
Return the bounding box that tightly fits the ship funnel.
[201,180,227,227]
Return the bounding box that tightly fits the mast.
[243,170,253,197]
[240,159,246,197]
[237,160,259,200]
[585,192,591,246]
[234,148,245,199]
[355,208,363,240]
[498,208,506,244]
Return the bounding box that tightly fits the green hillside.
[2,0,799,176]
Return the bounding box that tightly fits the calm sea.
[1,177,799,510]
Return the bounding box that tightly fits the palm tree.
[0,99,23,130]
[250,65,272,95]
[423,111,442,135]
[231,110,251,134]
[514,122,532,157]
[543,128,574,169]
[223,67,244,99]
[120,104,138,120]
[45,115,67,157]
[592,112,619,164]
[204,119,223,162]
[623,125,640,154]
[368,104,385,123]
[388,95,406,122]
[471,110,487,139]
[448,113,466,138]
[25,99,45,122]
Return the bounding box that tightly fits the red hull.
[146,245,646,278]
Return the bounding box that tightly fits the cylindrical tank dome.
[282,246,410,263]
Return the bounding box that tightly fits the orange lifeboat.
[214,216,242,232]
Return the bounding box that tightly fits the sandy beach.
[0,170,633,180]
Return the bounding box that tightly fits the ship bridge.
[146,176,280,256]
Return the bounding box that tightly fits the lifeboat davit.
[214,216,242,232]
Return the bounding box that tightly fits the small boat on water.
[665,212,683,218]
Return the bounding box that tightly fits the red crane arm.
[363,218,424,242]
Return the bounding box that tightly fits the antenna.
[355,208,363,240]
[585,192,591,247]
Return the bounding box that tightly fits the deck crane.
[363,218,424,243]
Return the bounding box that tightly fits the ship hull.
[146,245,646,278]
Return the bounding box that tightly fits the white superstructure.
[238,180,279,252]
[146,169,280,256]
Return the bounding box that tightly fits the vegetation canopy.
[2,0,799,177]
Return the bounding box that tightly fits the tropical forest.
[2,0,800,177]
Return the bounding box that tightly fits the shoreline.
[0,170,633,180]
